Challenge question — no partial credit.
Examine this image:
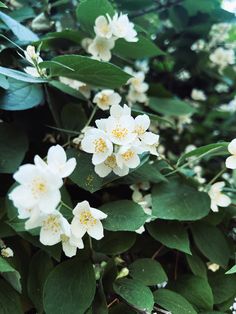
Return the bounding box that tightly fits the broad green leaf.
[109,303,136,314]
[41,30,84,45]
[129,258,167,286]
[0,73,9,89]
[0,11,38,42]
[61,103,87,133]
[27,251,53,313]
[43,258,96,314]
[99,200,147,231]
[0,66,47,83]
[0,78,44,111]
[114,35,164,59]
[0,279,23,314]
[149,97,196,116]
[147,221,191,254]
[226,265,236,274]
[0,257,21,293]
[153,289,197,314]
[191,223,230,267]
[186,251,207,279]
[169,5,189,31]
[76,0,115,34]
[93,231,136,254]
[177,143,229,165]
[152,177,210,221]
[170,275,214,311]
[49,80,85,100]
[208,271,236,304]
[113,278,154,312]
[0,123,28,173]
[40,55,131,89]
[0,1,8,8]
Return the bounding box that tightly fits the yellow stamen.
[94,138,107,153]
[104,155,117,168]
[43,215,60,233]
[112,126,128,139]
[122,150,134,161]
[79,210,97,227]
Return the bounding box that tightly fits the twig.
[154,306,172,314]
[107,298,119,309]
[152,245,164,259]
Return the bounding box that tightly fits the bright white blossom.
[191,89,207,101]
[88,36,115,61]
[94,15,113,39]
[59,77,91,98]
[209,47,235,70]
[24,45,42,65]
[191,39,206,52]
[116,145,142,170]
[208,181,231,212]
[215,83,229,93]
[34,144,76,179]
[226,139,236,169]
[109,13,138,42]
[93,89,121,110]
[220,96,236,112]
[71,201,107,240]
[1,247,14,258]
[135,60,149,74]
[94,154,129,177]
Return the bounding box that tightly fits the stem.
[84,105,98,129]
[154,307,172,314]
[152,245,164,259]
[207,167,227,187]
[60,200,73,211]
[44,85,62,130]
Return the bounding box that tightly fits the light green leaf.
[0,11,38,42]
[43,258,96,314]
[149,97,196,116]
[40,55,131,89]
[226,265,236,274]
[0,78,44,111]
[76,0,115,34]
[0,257,21,293]
[0,279,23,314]
[0,73,9,89]
[153,289,197,314]
[0,66,47,83]
[152,177,210,221]
[0,123,28,173]
[129,258,167,286]
[113,278,154,313]
[0,1,8,8]
[99,200,147,232]
[191,223,230,267]
[147,221,191,254]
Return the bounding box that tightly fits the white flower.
[61,232,84,258]
[116,145,141,169]
[71,201,107,240]
[135,60,149,74]
[209,47,235,70]
[34,144,76,178]
[220,97,236,113]
[24,45,42,65]
[81,128,113,165]
[176,70,191,81]
[226,139,236,169]
[1,247,14,258]
[109,13,138,42]
[9,164,63,214]
[93,89,121,110]
[81,38,93,52]
[191,89,207,101]
[128,71,148,93]
[215,83,229,93]
[94,15,113,39]
[208,181,231,212]
[127,88,148,104]
[88,36,115,61]
[191,39,206,52]
[94,154,129,177]
[59,77,91,99]
[109,103,131,118]
[24,66,41,77]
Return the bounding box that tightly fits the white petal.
[62,241,77,257]
[13,164,39,185]
[211,201,219,212]
[71,218,87,238]
[38,189,61,213]
[9,185,37,209]
[73,201,90,215]
[61,158,76,177]
[226,155,236,169]
[228,139,236,155]
[90,207,107,220]
[69,234,84,249]
[81,135,96,153]
[94,163,112,177]
[25,209,42,230]
[92,151,110,165]
[87,220,104,240]
[34,155,48,170]
[217,194,231,207]
[141,132,159,145]
[113,165,129,176]
[40,228,61,245]
[47,145,67,165]
[135,114,150,131]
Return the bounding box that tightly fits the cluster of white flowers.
[84,13,138,62]
[215,82,229,93]
[131,182,152,234]
[59,77,91,99]
[220,96,236,113]
[23,45,45,78]
[93,89,121,111]
[81,104,159,178]
[124,66,149,105]
[209,47,235,72]
[8,145,107,257]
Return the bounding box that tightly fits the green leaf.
[151,177,210,221]
[147,221,191,254]
[0,66,47,83]
[76,0,115,34]
[0,123,28,173]
[208,271,236,304]
[43,258,96,314]
[99,200,147,232]
[0,279,23,314]
[149,97,196,116]
[0,257,21,293]
[191,223,230,267]
[49,80,86,100]
[186,251,207,279]
[113,278,154,313]
[61,103,87,133]
[27,251,53,313]
[0,73,9,89]
[129,258,167,286]
[0,1,8,8]
[226,265,236,274]
[0,78,44,111]
[93,231,136,254]
[153,289,197,314]
[40,55,131,89]
[0,11,38,42]
[114,35,164,59]
[109,303,136,314]
[170,275,214,311]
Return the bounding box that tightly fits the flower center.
[135,125,145,135]
[79,210,97,227]
[112,125,128,139]
[31,178,47,197]
[94,138,107,153]
[43,215,61,233]
[60,234,69,242]
[99,94,109,105]
[122,150,134,161]
[104,155,117,168]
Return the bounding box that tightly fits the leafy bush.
[0,0,236,313]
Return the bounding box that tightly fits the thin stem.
[207,167,227,187]
[154,307,172,314]
[84,105,98,129]
[107,298,119,309]
[60,200,73,211]
[152,245,164,259]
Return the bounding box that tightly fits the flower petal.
[87,220,104,240]
[226,155,236,169]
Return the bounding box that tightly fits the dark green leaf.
[186,251,207,278]
[0,257,21,293]
[149,97,196,116]
[0,279,23,314]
